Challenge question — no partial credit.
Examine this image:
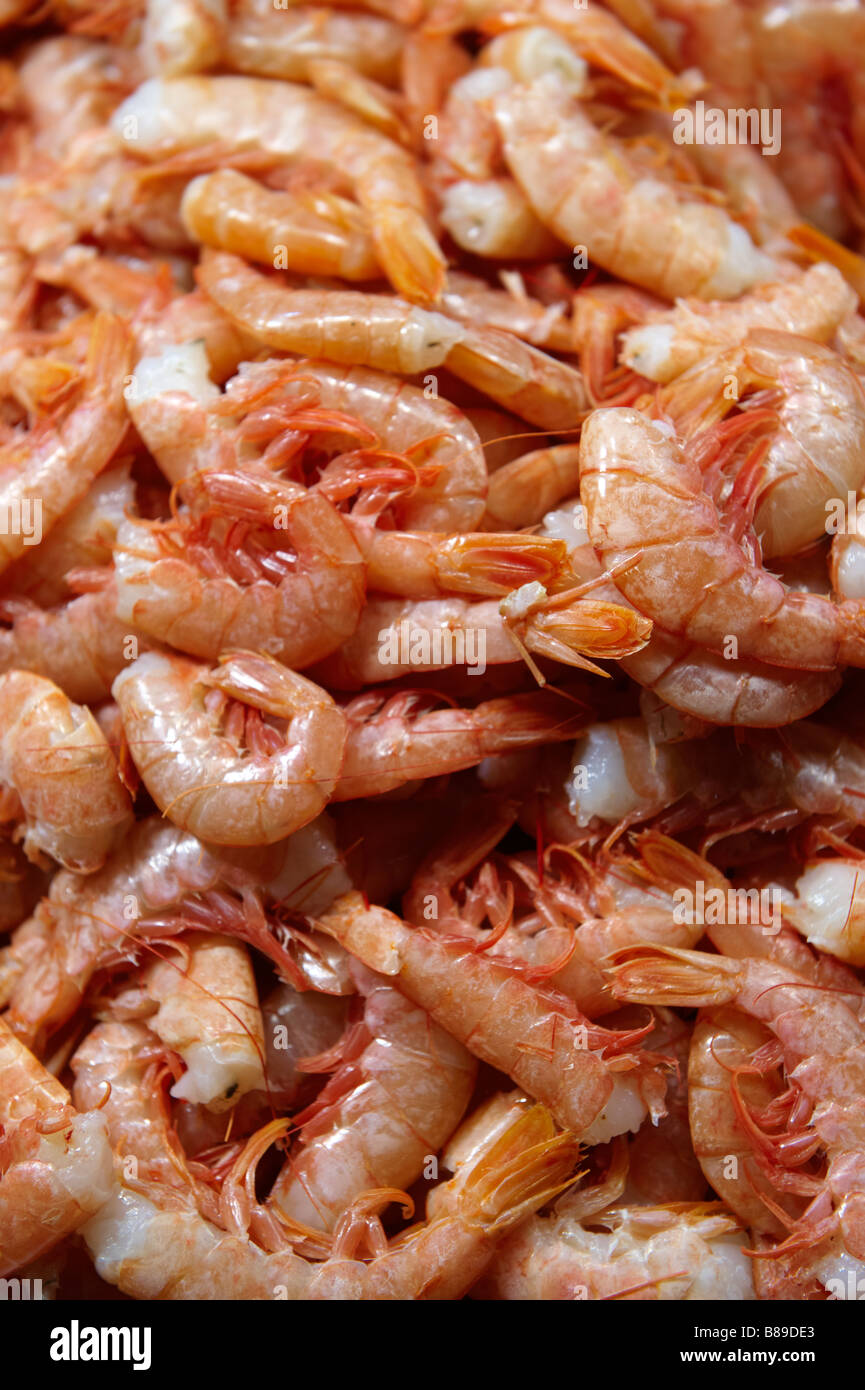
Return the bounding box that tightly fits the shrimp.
[483,445,582,529]
[1,462,134,608]
[112,75,446,302]
[784,858,865,967]
[259,980,351,1108]
[0,577,141,705]
[609,944,865,1272]
[195,252,589,431]
[493,77,776,302]
[425,0,691,109]
[0,1017,113,1276]
[180,169,380,280]
[113,650,346,845]
[620,263,857,384]
[476,1197,755,1300]
[405,821,705,1017]
[332,687,585,800]
[141,0,226,76]
[0,671,133,873]
[579,407,865,672]
[0,313,131,575]
[351,526,567,599]
[315,891,669,1141]
[537,500,844,727]
[688,1005,805,1237]
[223,0,405,85]
[661,330,865,559]
[270,967,477,1232]
[114,469,366,669]
[82,1097,580,1299]
[3,814,353,1047]
[313,588,651,689]
[137,934,266,1111]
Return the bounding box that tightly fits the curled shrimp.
[0,671,133,873]
[688,1005,806,1239]
[0,313,131,575]
[580,407,865,673]
[493,76,776,302]
[270,966,477,1232]
[113,650,346,845]
[315,890,670,1142]
[609,943,865,1274]
[0,1016,113,1276]
[660,329,865,559]
[114,469,367,669]
[478,1195,755,1300]
[112,74,446,302]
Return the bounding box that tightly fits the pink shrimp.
[114,469,366,669]
[0,1017,113,1276]
[315,890,670,1141]
[609,944,865,1272]
[270,966,477,1232]
[0,671,133,873]
[579,407,865,672]
[113,650,345,845]
[112,75,446,302]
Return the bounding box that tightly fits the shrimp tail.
[606,944,742,1008]
[449,1103,581,1233]
[374,206,447,305]
[786,223,865,301]
[437,535,570,597]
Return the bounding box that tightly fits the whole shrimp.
[580,407,865,672]
[0,671,133,872]
[128,345,488,533]
[688,1005,807,1239]
[115,469,366,670]
[609,944,865,1276]
[660,329,865,559]
[112,75,446,302]
[82,1094,580,1299]
[270,964,477,1232]
[493,76,776,302]
[3,814,353,1047]
[332,687,584,800]
[314,587,651,689]
[0,1017,113,1276]
[113,650,345,845]
[315,890,670,1142]
[0,313,131,575]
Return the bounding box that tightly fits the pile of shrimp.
[3,0,865,1303]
